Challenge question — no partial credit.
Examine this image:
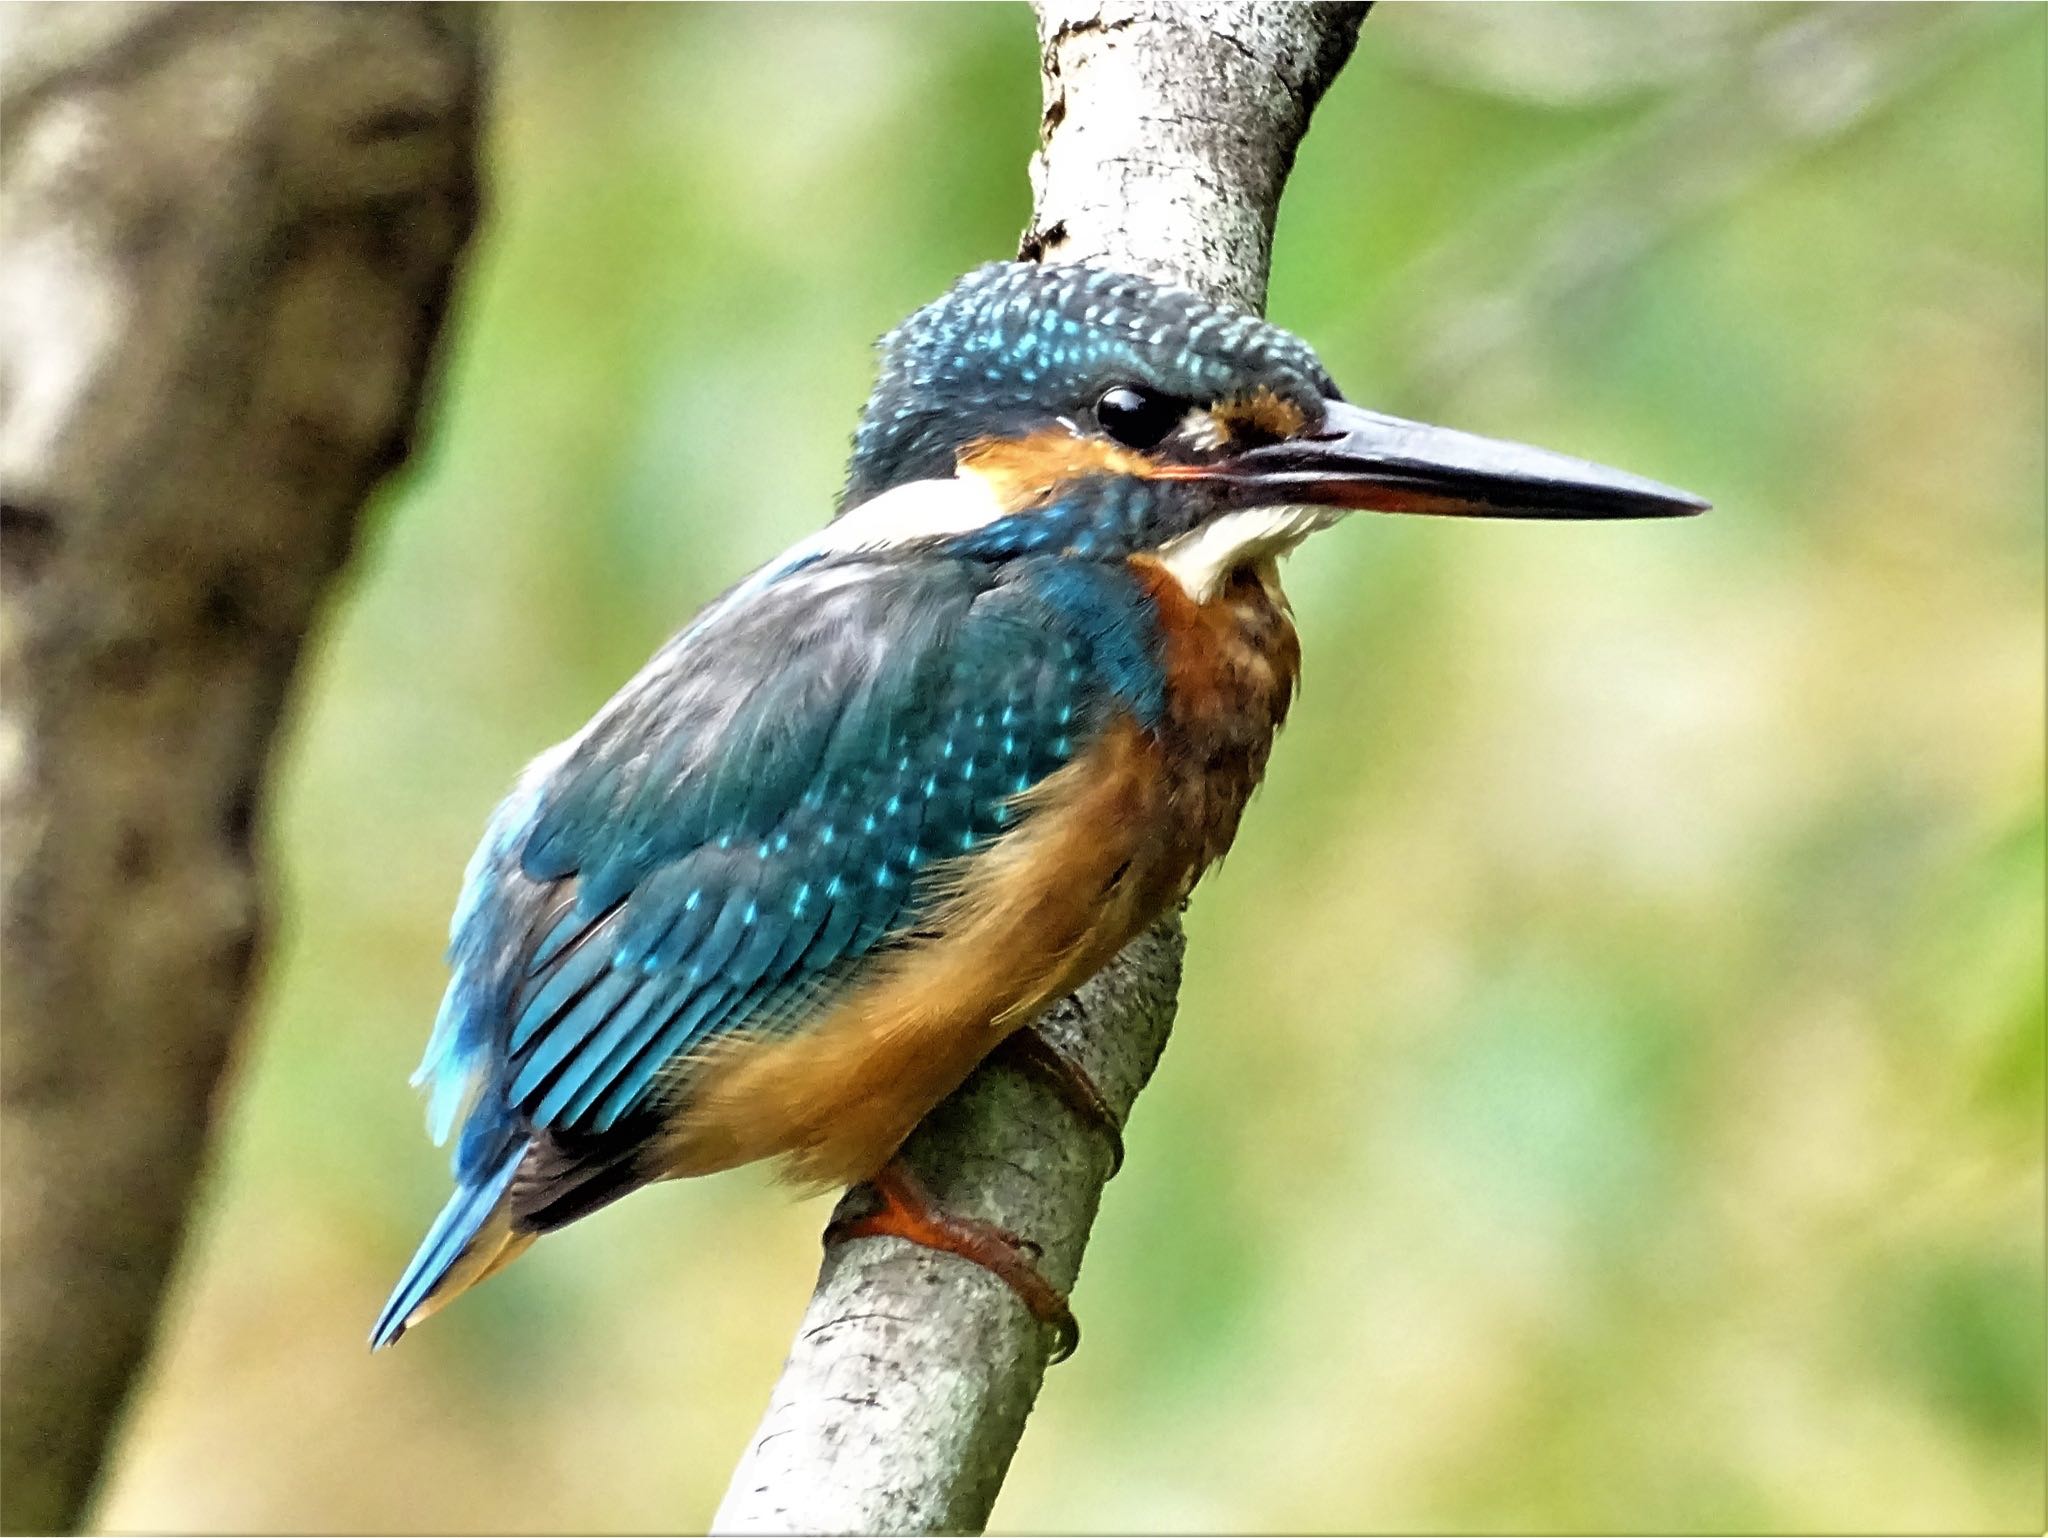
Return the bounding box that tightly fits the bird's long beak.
[1200,399,1708,521]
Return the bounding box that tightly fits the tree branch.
[0,6,481,1531]
[713,6,1365,1533]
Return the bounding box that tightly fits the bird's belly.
[653,715,1177,1190]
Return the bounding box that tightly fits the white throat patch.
[1153,505,1338,602]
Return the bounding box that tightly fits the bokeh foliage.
[99,5,2042,1532]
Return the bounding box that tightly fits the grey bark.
[713,6,1367,1534]
[0,6,481,1531]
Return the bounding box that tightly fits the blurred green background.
[97,4,2043,1532]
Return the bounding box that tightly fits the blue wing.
[409,551,1165,1230]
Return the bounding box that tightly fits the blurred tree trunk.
[713,6,1366,1534]
[0,6,481,1531]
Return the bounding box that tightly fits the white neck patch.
[1152,505,1338,602]
[814,472,1009,556]
[691,474,1008,631]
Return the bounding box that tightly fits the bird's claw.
[830,1159,1079,1364]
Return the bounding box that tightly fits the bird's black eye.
[1094,385,1183,450]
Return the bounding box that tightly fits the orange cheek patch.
[1211,388,1309,445]
[959,429,1158,512]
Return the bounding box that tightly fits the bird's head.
[833,262,1703,599]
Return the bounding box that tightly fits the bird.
[372,260,1704,1353]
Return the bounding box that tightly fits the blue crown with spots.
[841,262,1335,508]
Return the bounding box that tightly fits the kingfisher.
[372,261,1703,1354]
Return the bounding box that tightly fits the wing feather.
[417,547,1166,1225]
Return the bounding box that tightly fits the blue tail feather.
[371,1146,524,1349]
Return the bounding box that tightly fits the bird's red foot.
[996,1026,1125,1177]
[827,1159,1080,1363]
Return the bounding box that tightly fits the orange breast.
[1129,555,1302,875]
